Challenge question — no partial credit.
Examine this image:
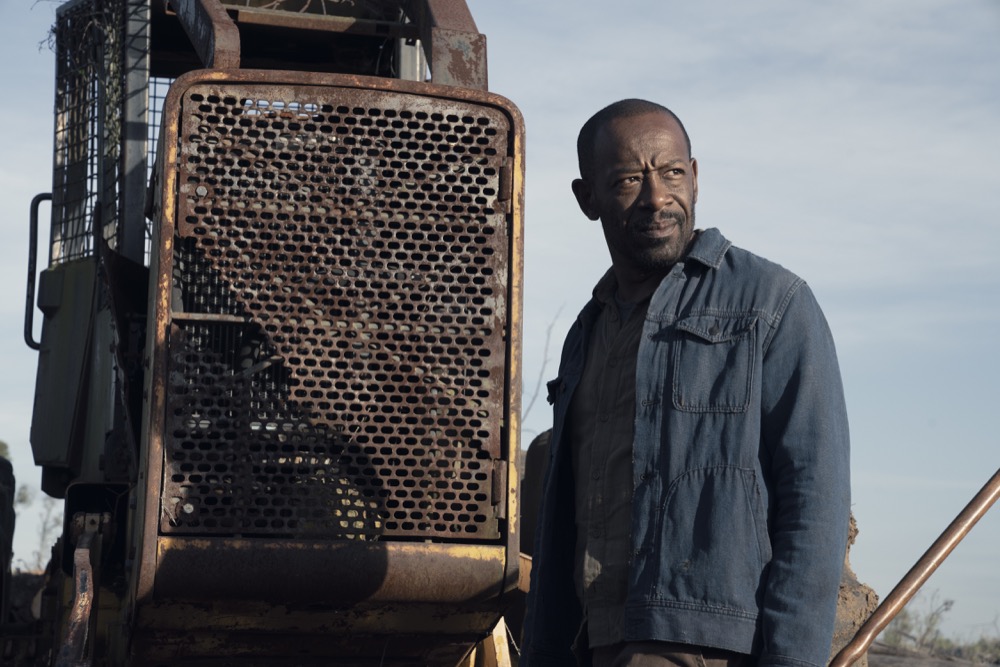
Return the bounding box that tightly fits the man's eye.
[617,176,641,187]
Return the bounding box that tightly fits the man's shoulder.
[682,229,812,326]
[726,243,802,285]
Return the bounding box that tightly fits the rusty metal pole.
[829,467,1000,667]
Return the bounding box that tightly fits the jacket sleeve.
[757,281,851,667]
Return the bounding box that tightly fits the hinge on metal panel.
[492,459,507,519]
[498,157,513,213]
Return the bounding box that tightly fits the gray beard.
[629,209,694,272]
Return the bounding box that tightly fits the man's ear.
[571,178,600,221]
[691,157,699,204]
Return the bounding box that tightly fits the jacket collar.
[684,227,732,270]
[588,228,732,315]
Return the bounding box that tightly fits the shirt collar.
[592,268,619,306]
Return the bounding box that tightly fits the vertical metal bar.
[830,468,1000,667]
[95,27,107,255]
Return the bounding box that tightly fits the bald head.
[576,99,691,180]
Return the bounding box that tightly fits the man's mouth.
[635,213,683,239]
[639,222,677,238]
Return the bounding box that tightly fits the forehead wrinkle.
[596,120,688,173]
[603,146,688,180]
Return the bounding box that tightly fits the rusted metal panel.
[156,72,518,542]
[167,0,241,68]
[134,73,186,607]
[132,604,491,665]
[418,0,488,90]
[132,597,499,665]
[152,538,506,603]
[137,68,524,664]
[427,27,487,90]
[500,124,525,592]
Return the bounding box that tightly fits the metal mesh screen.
[160,82,514,542]
[51,0,126,264]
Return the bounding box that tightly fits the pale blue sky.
[1,0,998,639]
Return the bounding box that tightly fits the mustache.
[631,210,686,232]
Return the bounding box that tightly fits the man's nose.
[638,173,672,210]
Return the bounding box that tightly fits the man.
[521,99,850,667]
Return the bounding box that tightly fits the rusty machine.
[3,1,524,665]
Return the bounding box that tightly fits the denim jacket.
[522,228,850,667]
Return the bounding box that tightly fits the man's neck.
[612,229,700,302]
[613,268,670,303]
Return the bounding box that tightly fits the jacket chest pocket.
[670,314,757,413]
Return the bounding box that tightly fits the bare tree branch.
[521,306,564,430]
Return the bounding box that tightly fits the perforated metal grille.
[161,82,514,542]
